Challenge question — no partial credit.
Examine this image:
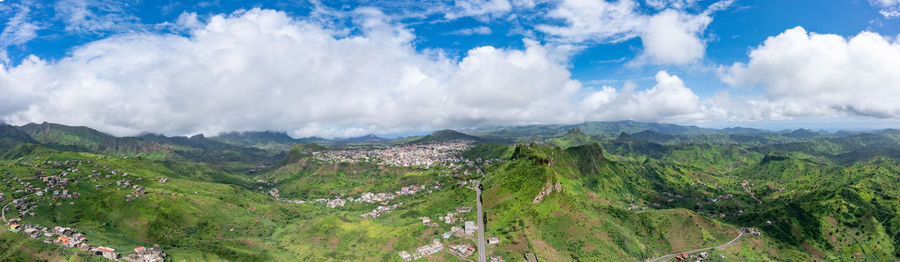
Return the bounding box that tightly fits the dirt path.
[649,231,745,262]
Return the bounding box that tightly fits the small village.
[5,218,166,261]
[1,157,174,261]
[396,203,507,261]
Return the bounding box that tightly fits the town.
[312,142,471,168]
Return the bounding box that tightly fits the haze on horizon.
[1,0,899,138]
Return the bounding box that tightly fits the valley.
[0,121,898,261]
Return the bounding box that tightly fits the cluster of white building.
[360,202,403,218]
[279,182,441,212]
[398,238,444,261]
[312,142,471,168]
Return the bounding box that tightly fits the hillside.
[211,131,299,151]
[0,124,37,153]
[481,144,747,260]
[409,130,484,144]
[18,122,170,156]
[545,128,596,148]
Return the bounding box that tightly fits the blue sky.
[0,0,899,137]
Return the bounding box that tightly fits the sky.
[0,0,899,138]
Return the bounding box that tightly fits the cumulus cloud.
[1,8,697,137]
[581,71,715,122]
[719,26,900,119]
[633,9,710,65]
[537,0,729,65]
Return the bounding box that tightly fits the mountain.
[409,129,484,144]
[212,131,298,151]
[545,127,596,148]
[780,128,832,139]
[335,134,388,144]
[17,122,170,156]
[0,124,37,152]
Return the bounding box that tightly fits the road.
[1,200,9,222]
[649,230,745,262]
[475,167,487,262]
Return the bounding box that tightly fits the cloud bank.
[0,8,709,137]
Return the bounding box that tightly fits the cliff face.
[565,143,604,175]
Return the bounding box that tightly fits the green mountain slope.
[410,130,484,144]
[18,122,170,156]
[0,124,37,153]
[482,144,746,261]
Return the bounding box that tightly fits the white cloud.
[54,0,140,34]
[0,8,594,137]
[872,0,900,7]
[537,0,643,43]
[0,8,717,137]
[633,9,710,65]
[719,26,900,119]
[644,0,699,10]
[880,8,900,18]
[581,71,715,122]
[0,3,41,63]
[870,0,900,18]
[447,26,493,35]
[445,0,513,20]
[537,0,730,65]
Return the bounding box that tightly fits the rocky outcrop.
[533,179,562,204]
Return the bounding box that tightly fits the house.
[57,235,71,246]
[9,224,20,232]
[397,251,414,262]
[464,221,476,235]
[488,237,499,244]
[96,246,118,260]
[449,244,475,257]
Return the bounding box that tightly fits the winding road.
[649,230,745,262]
[1,200,10,222]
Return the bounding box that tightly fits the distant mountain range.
[1,121,896,162]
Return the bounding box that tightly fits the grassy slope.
[0,147,303,261]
